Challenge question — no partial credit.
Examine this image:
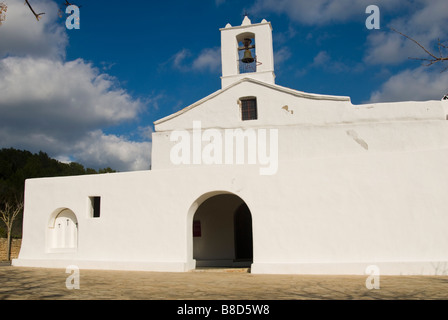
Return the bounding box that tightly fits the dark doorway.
[234,203,253,262]
[192,194,253,268]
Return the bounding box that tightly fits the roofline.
[153,78,351,126]
[219,21,273,31]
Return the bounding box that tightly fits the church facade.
[13,17,448,275]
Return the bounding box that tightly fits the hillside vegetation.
[0,148,115,238]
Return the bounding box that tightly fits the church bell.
[242,49,255,64]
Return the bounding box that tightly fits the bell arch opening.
[190,193,253,269]
[237,32,256,74]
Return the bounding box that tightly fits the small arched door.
[48,209,78,251]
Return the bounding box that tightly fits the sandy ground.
[1,266,448,300]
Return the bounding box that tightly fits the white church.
[13,16,448,275]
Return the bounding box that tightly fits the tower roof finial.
[241,13,251,26]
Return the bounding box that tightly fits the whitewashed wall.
[14,136,448,275]
[13,14,448,275]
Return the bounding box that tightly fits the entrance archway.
[191,193,253,268]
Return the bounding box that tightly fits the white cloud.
[363,1,448,102]
[251,0,406,26]
[253,0,448,103]
[250,0,448,68]
[0,57,143,126]
[274,47,292,67]
[251,0,446,69]
[364,0,448,66]
[368,67,448,103]
[313,51,330,65]
[172,48,191,71]
[73,131,151,172]
[364,31,412,65]
[192,47,221,73]
[0,0,153,172]
[0,0,67,59]
[169,47,221,73]
[0,56,151,171]
[311,50,364,74]
[273,25,297,46]
[136,126,154,141]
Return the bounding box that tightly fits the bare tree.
[391,28,448,72]
[0,199,23,262]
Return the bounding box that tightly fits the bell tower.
[220,16,275,88]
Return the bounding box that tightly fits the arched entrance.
[191,193,253,268]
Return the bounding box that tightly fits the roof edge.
[219,20,272,31]
[153,78,351,126]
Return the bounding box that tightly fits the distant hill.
[0,148,116,238]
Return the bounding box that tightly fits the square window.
[241,99,258,121]
[90,196,101,218]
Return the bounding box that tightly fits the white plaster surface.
[13,18,448,275]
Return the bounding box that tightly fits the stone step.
[192,267,251,273]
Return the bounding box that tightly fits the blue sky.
[0,0,447,171]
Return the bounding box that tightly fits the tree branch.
[391,27,448,72]
[24,0,45,21]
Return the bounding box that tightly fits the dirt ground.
[1,265,448,300]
